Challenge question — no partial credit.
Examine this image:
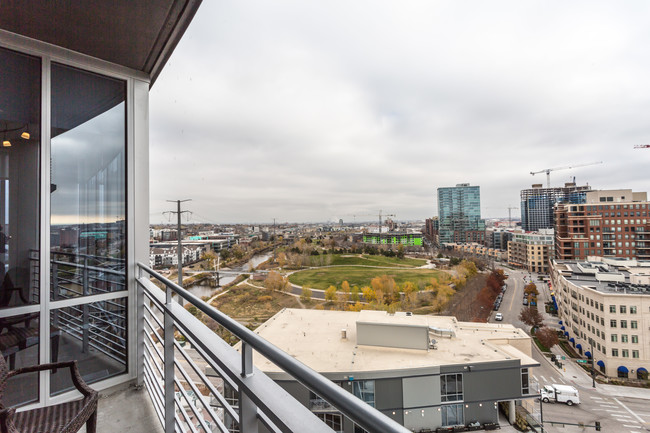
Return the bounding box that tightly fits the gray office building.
[253,309,540,433]
[520,182,591,231]
[438,184,485,244]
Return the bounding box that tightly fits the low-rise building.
[362,232,423,247]
[447,242,507,261]
[507,229,554,273]
[551,257,650,379]
[252,309,539,433]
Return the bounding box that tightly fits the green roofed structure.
[363,232,423,246]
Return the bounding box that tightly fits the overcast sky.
[149,1,650,224]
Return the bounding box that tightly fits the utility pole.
[164,199,191,287]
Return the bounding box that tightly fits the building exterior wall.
[551,260,650,379]
[555,194,650,261]
[507,230,554,273]
[276,361,533,433]
[520,183,591,232]
[438,184,485,245]
[362,232,423,246]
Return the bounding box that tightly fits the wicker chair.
[0,355,98,433]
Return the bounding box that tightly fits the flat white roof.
[251,309,536,376]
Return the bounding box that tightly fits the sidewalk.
[548,340,650,399]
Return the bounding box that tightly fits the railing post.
[82,257,89,353]
[239,342,258,433]
[164,282,175,433]
[51,261,59,328]
[136,264,145,387]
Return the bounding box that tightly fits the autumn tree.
[535,326,559,349]
[341,280,351,293]
[300,286,312,302]
[524,283,539,297]
[201,251,218,270]
[397,243,405,259]
[519,307,544,328]
[265,271,289,292]
[371,275,398,304]
[361,286,377,302]
[350,286,361,303]
[325,285,338,302]
[401,281,418,308]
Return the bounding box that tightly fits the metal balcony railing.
[136,263,410,433]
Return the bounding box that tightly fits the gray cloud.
[149,0,650,223]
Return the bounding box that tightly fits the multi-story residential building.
[253,309,539,432]
[555,189,650,261]
[437,184,486,245]
[424,217,439,243]
[507,229,555,273]
[362,232,423,247]
[448,242,508,261]
[486,228,513,251]
[551,258,650,380]
[520,182,591,231]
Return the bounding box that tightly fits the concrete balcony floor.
[79,383,163,433]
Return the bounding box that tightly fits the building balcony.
[127,263,410,433]
[5,261,409,433]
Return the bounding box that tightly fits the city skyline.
[150,1,650,224]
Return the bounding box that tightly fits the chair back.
[0,350,8,400]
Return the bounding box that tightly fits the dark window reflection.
[0,47,41,309]
[51,297,127,395]
[50,63,126,300]
[1,315,40,407]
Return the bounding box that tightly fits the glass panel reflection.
[51,297,127,395]
[50,63,126,301]
[0,47,41,309]
[1,315,40,407]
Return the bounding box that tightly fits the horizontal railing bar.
[51,259,126,276]
[258,411,284,433]
[138,275,334,433]
[144,343,165,378]
[172,339,239,423]
[143,368,165,426]
[174,367,227,433]
[174,392,201,433]
[173,351,233,430]
[173,316,239,393]
[139,263,409,433]
[143,359,165,415]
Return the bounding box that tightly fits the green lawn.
[289,266,445,290]
[309,254,426,268]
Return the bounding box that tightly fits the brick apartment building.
[554,189,650,260]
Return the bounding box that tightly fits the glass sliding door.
[50,63,127,395]
[0,46,41,407]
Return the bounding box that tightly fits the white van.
[540,384,580,405]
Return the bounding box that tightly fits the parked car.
[523,298,528,306]
[495,313,503,321]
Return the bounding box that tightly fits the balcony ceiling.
[0,0,201,83]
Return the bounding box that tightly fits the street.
[491,266,650,433]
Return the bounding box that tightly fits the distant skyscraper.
[520,182,591,231]
[437,183,485,244]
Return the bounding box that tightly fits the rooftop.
[554,257,650,295]
[252,309,536,378]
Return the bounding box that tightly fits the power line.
[163,199,191,287]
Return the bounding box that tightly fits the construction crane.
[530,161,602,188]
[378,209,396,237]
[486,206,519,226]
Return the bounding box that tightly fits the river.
[183,252,272,301]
